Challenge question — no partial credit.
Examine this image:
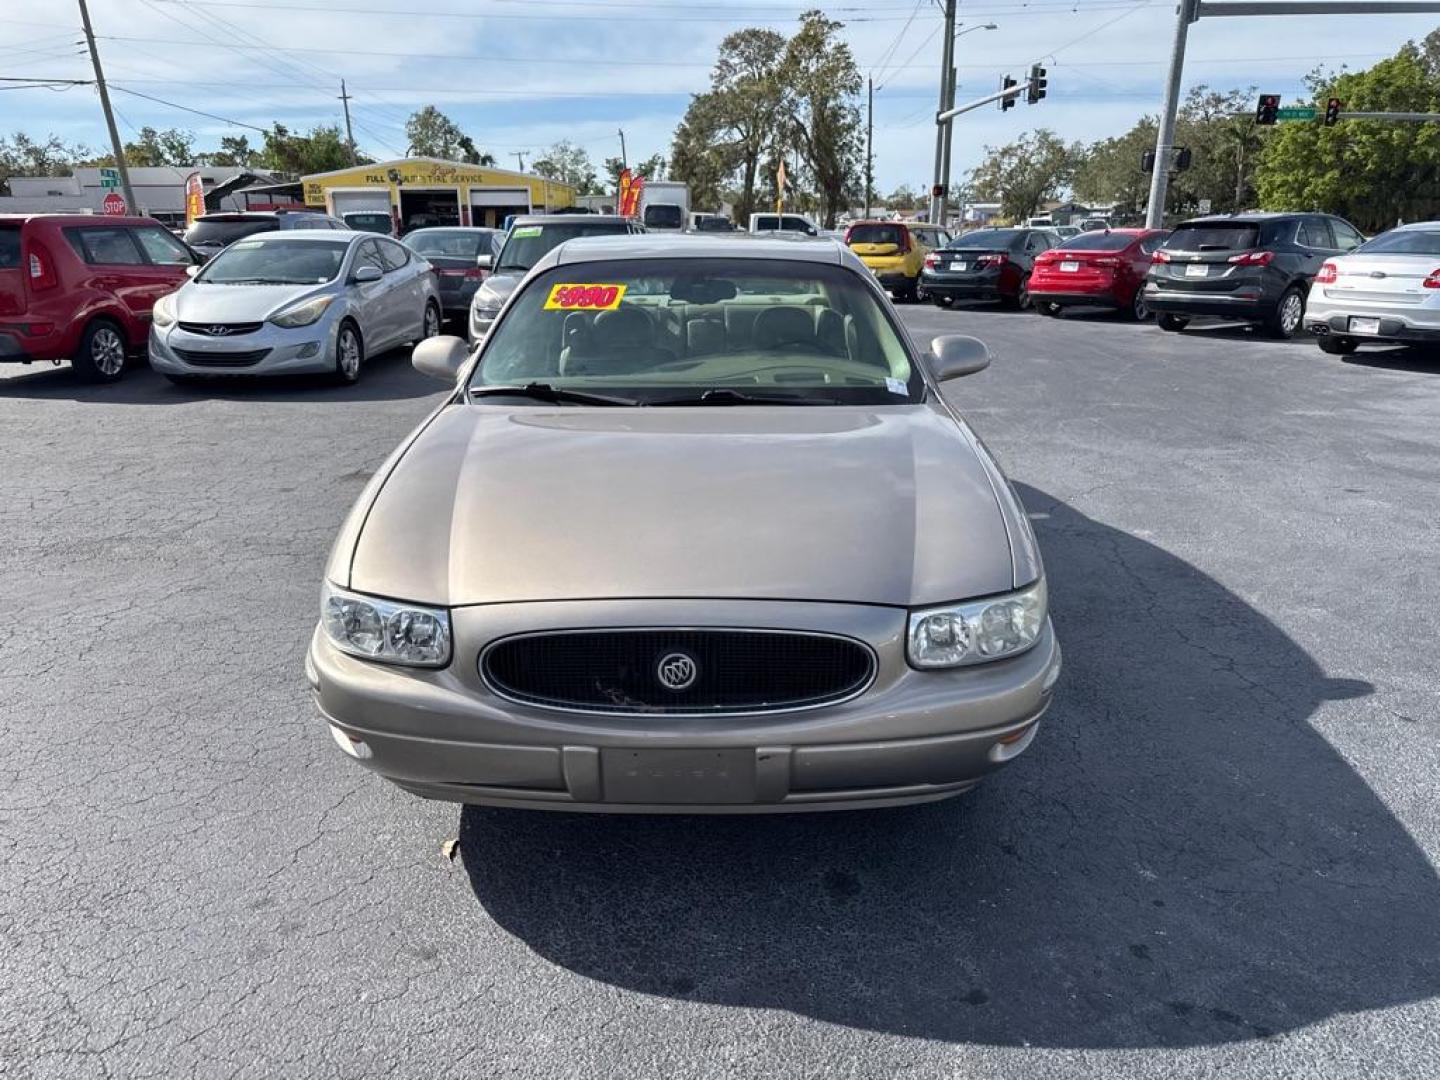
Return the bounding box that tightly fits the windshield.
[950,229,1021,250]
[1357,229,1440,255]
[470,257,920,406]
[494,222,631,273]
[1165,223,1261,251]
[197,237,350,284]
[643,204,684,230]
[183,217,274,248]
[407,229,497,258]
[1057,231,1137,252]
[848,224,907,246]
[344,213,392,234]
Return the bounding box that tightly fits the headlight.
[152,293,177,328]
[471,282,503,316]
[270,294,335,328]
[320,582,452,667]
[907,578,1046,669]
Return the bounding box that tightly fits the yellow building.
[301,157,577,230]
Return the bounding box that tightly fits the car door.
[65,225,168,347]
[1328,217,1366,255]
[1021,230,1050,276]
[349,238,394,348]
[1293,217,1335,284]
[378,238,425,339]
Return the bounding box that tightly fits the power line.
[869,0,929,84]
[145,0,972,22]
[109,84,270,132]
[876,20,942,92]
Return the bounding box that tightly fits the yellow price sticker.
[544,283,627,311]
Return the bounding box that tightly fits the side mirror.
[475,253,493,270]
[929,335,991,381]
[184,264,200,278]
[353,264,383,284]
[412,335,470,383]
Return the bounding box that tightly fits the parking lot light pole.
[1145,0,1440,228]
[77,0,136,214]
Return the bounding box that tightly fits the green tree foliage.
[197,135,261,168]
[968,129,1080,222]
[1257,40,1440,231]
[531,140,601,194]
[117,126,195,168]
[0,133,90,192]
[602,152,666,192]
[669,11,862,226]
[886,183,919,211]
[259,124,355,175]
[404,106,493,165]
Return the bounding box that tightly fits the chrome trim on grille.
[477,626,879,718]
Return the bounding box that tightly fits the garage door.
[331,191,392,216]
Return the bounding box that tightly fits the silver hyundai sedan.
[309,235,1061,812]
[150,230,441,384]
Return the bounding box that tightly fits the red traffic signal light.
[1255,94,1280,125]
[1324,97,1342,126]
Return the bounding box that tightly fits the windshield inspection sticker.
[544,283,628,311]
[886,377,909,397]
[510,225,543,238]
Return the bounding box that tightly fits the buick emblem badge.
[656,652,698,691]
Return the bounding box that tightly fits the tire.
[1126,288,1151,322]
[1319,335,1358,356]
[333,320,365,385]
[1266,287,1306,339]
[1157,313,1189,333]
[421,301,441,341]
[71,319,128,382]
[1005,276,1032,311]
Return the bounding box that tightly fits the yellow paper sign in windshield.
[544,283,627,311]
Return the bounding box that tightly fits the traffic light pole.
[936,79,1033,123]
[1145,0,1440,228]
[927,0,958,227]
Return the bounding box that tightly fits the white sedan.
[1304,221,1440,356]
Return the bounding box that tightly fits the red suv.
[1,214,200,381]
[1030,228,1168,320]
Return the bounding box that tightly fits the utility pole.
[338,79,357,165]
[928,0,957,226]
[938,61,957,226]
[514,151,526,172]
[864,76,874,218]
[76,0,135,214]
[1143,0,1198,229]
[618,128,628,170]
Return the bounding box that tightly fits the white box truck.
[639,181,690,232]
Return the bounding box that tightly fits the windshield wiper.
[469,382,638,407]
[649,388,841,407]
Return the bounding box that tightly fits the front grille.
[177,321,265,336]
[481,629,876,715]
[172,347,271,368]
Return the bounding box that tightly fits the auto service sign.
[102,192,127,216]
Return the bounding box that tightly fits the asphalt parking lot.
[2,306,1437,1079]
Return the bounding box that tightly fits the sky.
[3,0,1439,198]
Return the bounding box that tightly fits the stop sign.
[102,192,127,216]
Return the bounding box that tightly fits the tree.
[968,129,1079,222]
[198,135,261,169]
[601,152,666,192]
[259,123,355,176]
[531,140,601,194]
[886,183,919,211]
[0,133,89,193]
[118,126,195,168]
[1072,119,1157,220]
[779,10,862,227]
[1257,41,1440,231]
[404,106,492,164]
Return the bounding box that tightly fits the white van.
[748,212,820,236]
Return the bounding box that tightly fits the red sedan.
[1030,228,1168,320]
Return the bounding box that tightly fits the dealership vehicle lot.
[1,309,1437,1076]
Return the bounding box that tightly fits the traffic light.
[1324,97,1342,126]
[1255,93,1280,125]
[1027,64,1048,104]
[1173,146,1192,171]
[1000,75,1017,112]
[1141,149,1156,172]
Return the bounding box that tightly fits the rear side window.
[1297,219,1331,248]
[1330,219,1365,250]
[753,216,780,231]
[0,226,19,269]
[848,224,907,246]
[1058,231,1135,252]
[1357,228,1440,254]
[133,226,194,265]
[1164,223,1261,251]
[67,227,144,265]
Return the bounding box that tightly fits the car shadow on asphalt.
[454,484,1437,1050]
[1341,346,1440,373]
[0,346,441,404]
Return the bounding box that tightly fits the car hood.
[345,402,1019,608]
[172,281,331,322]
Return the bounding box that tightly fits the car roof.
[511,214,633,227]
[0,214,161,227]
[547,233,848,267]
[237,229,359,241]
[407,225,495,231]
[1391,221,1440,231]
[1181,212,1304,224]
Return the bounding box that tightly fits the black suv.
[182,209,348,260]
[1144,212,1366,338]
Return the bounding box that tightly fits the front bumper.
[308,598,1062,813]
[149,319,338,376]
[468,306,499,343]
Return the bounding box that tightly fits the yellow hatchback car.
[844,220,951,303]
